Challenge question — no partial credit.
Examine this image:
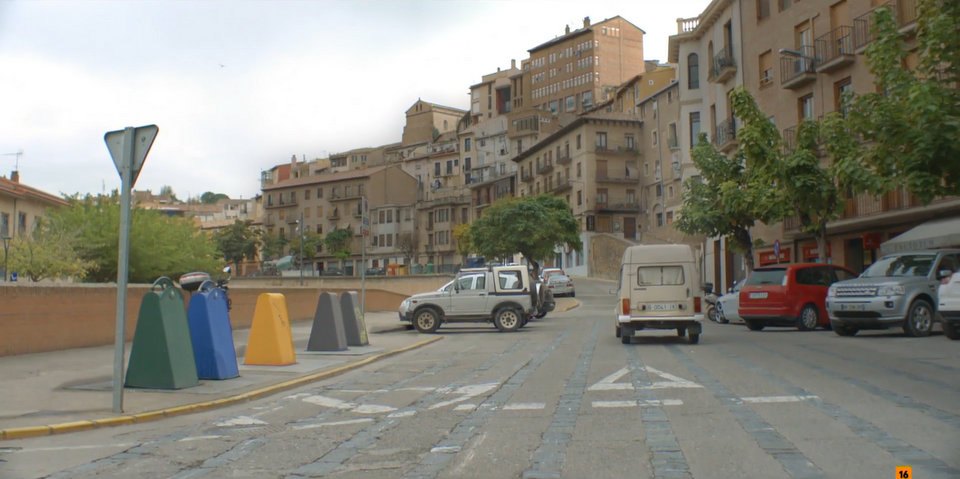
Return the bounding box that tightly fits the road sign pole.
[112,127,135,413]
[361,196,367,320]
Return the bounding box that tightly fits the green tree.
[215,220,260,269]
[7,227,94,282]
[289,230,323,266]
[675,134,780,273]
[324,228,353,261]
[452,223,472,259]
[200,192,230,204]
[43,194,220,282]
[470,195,581,276]
[828,0,960,203]
[729,88,847,263]
[260,231,288,261]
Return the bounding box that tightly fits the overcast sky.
[0,0,710,200]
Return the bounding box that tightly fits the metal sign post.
[104,125,158,413]
[360,196,368,319]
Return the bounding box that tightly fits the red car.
[739,263,857,331]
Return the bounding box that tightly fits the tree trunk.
[733,227,755,273]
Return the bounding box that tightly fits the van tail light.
[694,296,702,313]
[621,298,630,315]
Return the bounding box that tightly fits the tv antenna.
[2,149,23,170]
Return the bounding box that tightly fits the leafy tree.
[260,231,288,261]
[452,223,472,259]
[43,194,220,282]
[675,134,780,273]
[470,195,581,276]
[324,228,353,261]
[289,231,323,266]
[158,185,180,202]
[828,0,960,203]
[200,192,230,204]
[729,88,846,263]
[215,220,260,269]
[6,226,94,281]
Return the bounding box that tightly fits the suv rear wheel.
[494,308,522,332]
[903,299,933,337]
[943,321,960,340]
[413,308,441,334]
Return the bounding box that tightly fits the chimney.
[583,16,591,28]
[10,171,18,183]
[511,59,516,69]
[565,24,570,34]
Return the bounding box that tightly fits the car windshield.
[861,254,936,278]
[636,266,684,286]
[745,269,787,286]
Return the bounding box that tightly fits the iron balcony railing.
[815,26,854,69]
[710,47,737,81]
[780,45,817,86]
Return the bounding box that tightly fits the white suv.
[938,271,960,340]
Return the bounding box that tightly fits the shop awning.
[880,216,960,255]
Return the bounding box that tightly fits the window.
[689,112,702,147]
[759,50,773,87]
[304,188,311,200]
[778,0,792,12]
[834,77,853,117]
[656,184,663,197]
[434,162,441,176]
[687,53,699,89]
[625,134,635,150]
[656,212,664,227]
[446,160,453,175]
[577,190,582,206]
[387,209,393,223]
[651,130,658,146]
[18,212,26,235]
[0,212,8,236]
[666,211,674,224]
[317,187,323,199]
[566,95,575,111]
[582,90,593,108]
[637,266,684,286]
[549,100,559,113]
[597,188,608,205]
[464,138,471,152]
[576,162,582,178]
[668,123,679,148]
[799,94,814,121]
[757,0,770,19]
[576,134,581,150]
[627,189,636,204]
[595,132,607,149]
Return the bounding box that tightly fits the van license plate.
[840,303,866,311]
[749,292,768,299]
[649,303,678,311]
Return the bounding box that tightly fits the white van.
[616,244,704,344]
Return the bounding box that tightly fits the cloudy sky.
[0,0,710,200]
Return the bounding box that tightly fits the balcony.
[521,171,534,183]
[782,187,931,234]
[815,26,855,73]
[667,135,680,150]
[264,197,297,209]
[552,178,574,193]
[557,153,572,165]
[327,210,341,220]
[853,0,918,52]
[423,193,470,208]
[780,46,817,89]
[676,16,699,34]
[596,202,641,213]
[328,190,363,202]
[714,118,737,153]
[536,161,554,175]
[595,174,640,185]
[710,48,737,84]
[782,125,798,153]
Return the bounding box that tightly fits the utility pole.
[360,196,368,319]
[299,210,305,286]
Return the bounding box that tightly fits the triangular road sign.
[588,366,702,391]
[105,125,158,185]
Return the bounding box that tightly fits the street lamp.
[297,210,305,286]
[1,236,10,282]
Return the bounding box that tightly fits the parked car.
[540,267,565,282]
[321,267,344,276]
[740,263,857,331]
[365,267,385,276]
[938,270,960,340]
[717,278,745,323]
[546,274,575,297]
[827,249,960,337]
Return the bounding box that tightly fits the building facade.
[0,171,68,239]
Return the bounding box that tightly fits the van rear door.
[628,264,692,317]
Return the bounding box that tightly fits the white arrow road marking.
[429,383,499,409]
[388,410,417,418]
[430,446,462,453]
[179,435,226,442]
[736,395,819,404]
[215,416,268,427]
[588,366,702,391]
[300,394,397,414]
[503,402,546,410]
[454,404,477,412]
[592,399,684,408]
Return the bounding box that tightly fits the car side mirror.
[938,269,954,280]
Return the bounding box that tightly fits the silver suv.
[826,249,960,337]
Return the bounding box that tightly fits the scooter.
[704,283,720,323]
[217,266,232,311]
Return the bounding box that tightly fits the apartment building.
[0,170,68,238]
[260,164,417,274]
[741,0,958,272]
[669,0,747,292]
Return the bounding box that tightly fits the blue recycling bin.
[186,281,239,380]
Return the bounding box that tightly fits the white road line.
[737,395,819,404]
[430,446,461,453]
[5,443,138,453]
[387,410,417,418]
[454,404,477,411]
[592,399,684,408]
[292,418,375,430]
[179,435,226,442]
[302,394,355,409]
[429,383,499,409]
[503,402,546,410]
[215,416,267,427]
[353,404,397,414]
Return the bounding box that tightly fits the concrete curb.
[0,335,443,441]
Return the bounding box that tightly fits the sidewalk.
[0,298,577,440]
[0,311,435,440]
